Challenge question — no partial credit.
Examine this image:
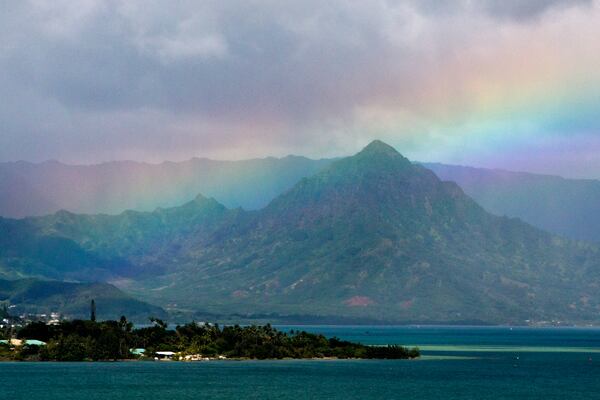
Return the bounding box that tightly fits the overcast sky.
[1,1,599,178]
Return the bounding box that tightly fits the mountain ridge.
[0,155,334,217]
[4,147,600,243]
[422,162,600,242]
[2,141,600,324]
[127,141,600,324]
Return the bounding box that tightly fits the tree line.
[1,317,420,361]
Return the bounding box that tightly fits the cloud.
[478,0,593,20]
[409,0,593,20]
[0,0,599,177]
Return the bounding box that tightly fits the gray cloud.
[479,0,593,20]
[3,2,391,115]
[0,0,598,173]
[410,0,593,20]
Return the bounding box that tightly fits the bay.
[1,326,599,399]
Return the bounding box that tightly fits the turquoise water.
[1,326,600,399]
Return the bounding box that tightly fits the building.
[0,339,46,347]
[155,351,176,360]
[130,348,146,356]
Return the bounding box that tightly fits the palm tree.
[90,299,96,322]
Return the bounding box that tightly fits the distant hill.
[0,278,166,321]
[2,141,600,324]
[4,153,600,244]
[422,163,600,242]
[0,195,234,281]
[0,156,333,217]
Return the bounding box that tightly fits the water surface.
[1,326,599,400]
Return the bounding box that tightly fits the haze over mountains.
[0,156,333,217]
[1,141,600,324]
[423,163,600,243]
[3,151,600,243]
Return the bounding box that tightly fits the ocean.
[1,326,599,399]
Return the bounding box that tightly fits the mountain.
[0,278,166,321]
[422,163,600,242]
[0,156,333,218]
[0,195,234,281]
[5,151,600,245]
[130,141,600,324]
[2,141,600,324]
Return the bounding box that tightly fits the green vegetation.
[138,140,600,324]
[2,140,600,324]
[0,195,232,281]
[0,303,9,319]
[2,317,419,361]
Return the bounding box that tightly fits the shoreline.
[0,356,422,363]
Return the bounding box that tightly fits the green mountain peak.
[194,193,209,202]
[359,140,400,156]
[348,140,412,169]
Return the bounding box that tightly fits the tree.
[149,317,167,329]
[90,299,96,322]
[0,303,10,319]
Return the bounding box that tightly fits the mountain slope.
[2,141,600,324]
[132,141,600,324]
[0,195,235,281]
[422,163,600,242]
[0,278,166,321]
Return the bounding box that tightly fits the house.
[155,351,176,360]
[0,339,46,347]
[48,312,61,325]
[183,354,210,361]
[23,339,46,346]
[130,348,146,356]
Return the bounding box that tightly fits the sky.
[1,0,599,178]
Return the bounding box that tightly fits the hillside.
[2,141,600,324]
[422,163,600,242]
[0,195,235,281]
[130,141,600,324]
[0,278,166,321]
